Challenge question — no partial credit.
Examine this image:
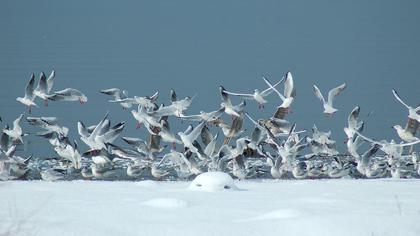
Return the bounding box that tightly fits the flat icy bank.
[1,179,419,236]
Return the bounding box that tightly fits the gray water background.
[1,1,419,156]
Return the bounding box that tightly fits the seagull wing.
[327,83,346,106]
[348,106,360,130]
[313,85,325,104]
[46,70,56,93]
[283,72,294,98]
[392,89,410,110]
[262,76,285,100]
[25,74,36,99]
[261,78,283,96]
[36,72,47,95]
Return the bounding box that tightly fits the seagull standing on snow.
[100,88,132,110]
[313,83,346,116]
[220,80,282,109]
[34,70,55,106]
[16,74,38,113]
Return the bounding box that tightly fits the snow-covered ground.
[1,179,420,236]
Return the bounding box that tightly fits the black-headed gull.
[392,89,420,123]
[344,106,364,141]
[263,71,295,109]
[2,114,25,144]
[111,91,159,109]
[179,107,224,122]
[48,88,88,104]
[219,86,246,117]
[16,74,38,113]
[100,88,132,110]
[34,70,55,106]
[220,79,282,109]
[178,122,206,158]
[313,83,346,115]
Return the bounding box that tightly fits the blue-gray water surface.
[1,1,419,157]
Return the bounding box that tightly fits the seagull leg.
[172,142,177,150]
[136,122,142,129]
[28,106,32,114]
[44,99,48,107]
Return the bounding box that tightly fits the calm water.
[1,1,419,156]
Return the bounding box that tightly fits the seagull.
[344,106,364,141]
[121,136,165,159]
[110,91,159,109]
[392,122,419,143]
[212,115,244,144]
[356,144,381,176]
[313,83,346,115]
[158,119,182,149]
[48,88,88,104]
[2,114,25,144]
[54,140,82,170]
[26,116,69,137]
[34,70,55,106]
[355,130,420,157]
[220,79,282,108]
[219,86,246,117]
[391,90,419,144]
[266,152,286,179]
[79,113,125,151]
[147,97,194,118]
[263,71,295,110]
[178,122,206,159]
[100,88,132,110]
[16,73,38,113]
[131,105,162,130]
[179,107,225,122]
[392,89,420,123]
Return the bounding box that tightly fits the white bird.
[26,116,69,137]
[178,122,206,159]
[392,124,419,143]
[79,113,125,150]
[179,107,225,122]
[219,86,246,117]
[266,152,286,179]
[131,105,161,130]
[344,106,364,141]
[48,88,88,104]
[158,119,182,148]
[16,74,38,113]
[147,97,194,118]
[34,70,55,106]
[54,140,82,169]
[2,114,25,144]
[355,130,420,157]
[263,71,295,109]
[392,89,420,123]
[220,80,282,108]
[313,83,346,115]
[110,91,159,109]
[100,88,132,110]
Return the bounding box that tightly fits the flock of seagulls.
[1,70,419,181]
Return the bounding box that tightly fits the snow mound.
[141,198,189,208]
[188,172,238,192]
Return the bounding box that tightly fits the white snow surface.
[188,171,238,191]
[1,179,420,236]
